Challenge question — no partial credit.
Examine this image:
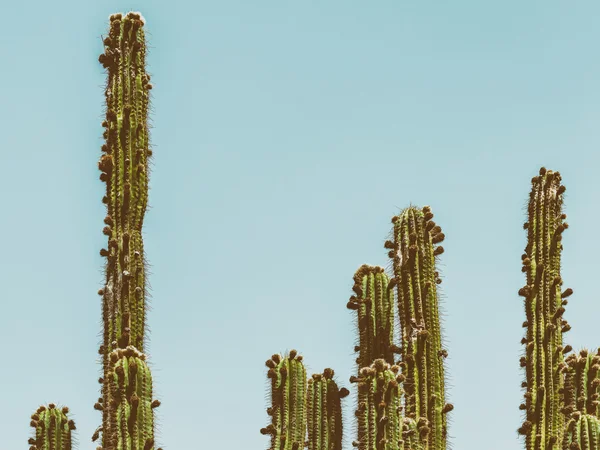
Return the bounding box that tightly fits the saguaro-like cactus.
[306,369,349,450]
[96,11,158,450]
[262,351,308,450]
[517,168,569,447]
[347,265,399,369]
[388,206,451,449]
[28,404,76,450]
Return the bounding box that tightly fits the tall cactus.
[96,11,159,450]
[517,167,569,448]
[28,404,76,450]
[387,206,451,449]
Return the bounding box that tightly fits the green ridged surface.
[562,414,600,450]
[389,206,451,449]
[96,11,157,450]
[563,350,600,419]
[352,359,403,450]
[262,351,308,450]
[348,265,398,368]
[306,369,349,450]
[106,346,158,450]
[518,168,569,449]
[401,418,423,450]
[28,404,75,450]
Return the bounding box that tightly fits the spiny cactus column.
[517,167,570,449]
[307,368,349,450]
[388,206,451,449]
[97,11,158,450]
[28,404,76,450]
[262,351,308,450]
[347,265,399,369]
[351,359,404,450]
[563,350,600,418]
[560,350,600,450]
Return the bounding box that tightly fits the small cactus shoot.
[262,351,308,450]
[28,404,75,450]
[348,265,398,369]
[307,368,349,450]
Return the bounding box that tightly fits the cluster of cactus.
[261,205,453,450]
[25,11,161,450]
[260,167,600,450]
[517,168,600,450]
[11,10,600,450]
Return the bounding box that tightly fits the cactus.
[262,351,308,450]
[347,265,399,369]
[517,167,600,450]
[96,11,159,450]
[563,414,600,450]
[306,369,349,450]
[261,205,452,450]
[561,350,600,450]
[563,350,600,418]
[388,206,451,449]
[352,359,405,450]
[517,167,569,448]
[28,404,76,450]
[21,11,160,450]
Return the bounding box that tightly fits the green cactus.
[108,347,159,450]
[387,206,451,449]
[28,404,76,450]
[560,350,600,450]
[563,350,600,418]
[262,351,308,450]
[517,167,569,448]
[95,11,159,450]
[347,265,399,369]
[563,414,600,450]
[306,368,349,450]
[351,359,404,450]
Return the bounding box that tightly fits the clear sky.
[2,2,600,449]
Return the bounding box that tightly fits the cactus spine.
[96,11,159,450]
[28,405,76,450]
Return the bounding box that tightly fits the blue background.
[2,2,600,449]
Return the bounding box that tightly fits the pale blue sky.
[2,2,600,449]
